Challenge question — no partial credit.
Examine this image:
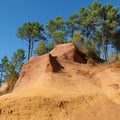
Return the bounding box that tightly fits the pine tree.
[46,16,66,45]
[88,0,102,42]
[1,49,26,90]
[66,13,79,38]
[78,7,90,38]
[101,4,118,60]
[17,22,45,60]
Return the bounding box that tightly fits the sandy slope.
[0,43,120,120]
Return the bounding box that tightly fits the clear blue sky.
[0,0,120,60]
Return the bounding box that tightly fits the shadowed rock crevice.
[14,43,88,90]
[45,54,64,73]
[72,48,87,63]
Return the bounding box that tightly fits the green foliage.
[83,39,101,63]
[46,16,66,45]
[15,0,120,63]
[66,13,79,38]
[34,40,54,55]
[113,54,120,68]
[1,55,9,75]
[78,7,90,38]
[11,48,26,72]
[85,39,96,56]
[52,30,66,44]
[108,53,120,68]
[114,62,120,68]
[46,43,54,52]
[34,40,47,55]
[44,1,120,61]
[0,79,2,86]
[72,32,84,50]
[112,30,120,52]
[6,64,18,91]
[17,22,44,41]
[17,22,45,60]
[1,49,26,91]
[101,4,118,60]
[114,54,120,62]
[87,57,96,66]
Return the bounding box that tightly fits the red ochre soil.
[0,43,120,120]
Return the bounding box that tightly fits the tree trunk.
[71,29,74,39]
[105,38,108,60]
[28,39,31,60]
[31,39,34,57]
[86,26,89,39]
[91,23,94,45]
[102,33,107,61]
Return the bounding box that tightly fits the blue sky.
[0,0,120,60]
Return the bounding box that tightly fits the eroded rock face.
[14,43,87,90]
[0,43,120,120]
[44,54,64,73]
[50,43,87,63]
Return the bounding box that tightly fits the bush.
[114,61,120,68]
[114,54,120,62]
[112,54,120,68]
[87,57,96,66]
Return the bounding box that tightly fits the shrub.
[114,61,120,68]
[87,57,96,66]
[114,54,120,62]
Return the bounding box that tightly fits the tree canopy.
[16,1,120,62]
[17,22,45,60]
[1,49,25,90]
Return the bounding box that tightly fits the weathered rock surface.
[0,43,120,120]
